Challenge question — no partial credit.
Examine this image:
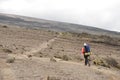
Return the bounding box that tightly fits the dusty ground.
[0,25,120,80]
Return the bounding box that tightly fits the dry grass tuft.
[93,57,110,68]
[6,56,15,63]
[27,54,32,58]
[33,51,43,57]
[47,76,60,80]
[50,57,57,62]
[93,57,120,69]
[54,54,70,61]
[50,47,53,49]
[105,57,120,69]
[2,25,8,28]
[2,49,12,53]
[54,53,62,59]
[91,35,120,46]
[73,54,84,62]
[62,55,70,61]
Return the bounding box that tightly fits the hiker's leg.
[88,56,90,66]
[84,55,87,66]
[86,56,89,66]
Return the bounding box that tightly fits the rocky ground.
[0,25,120,80]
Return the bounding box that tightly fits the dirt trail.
[62,60,120,80]
[9,55,120,80]
[4,36,120,80]
[35,57,120,80]
[8,36,58,60]
[0,37,58,80]
[25,37,58,55]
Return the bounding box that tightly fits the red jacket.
[81,47,85,54]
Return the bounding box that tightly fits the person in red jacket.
[81,43,91,66]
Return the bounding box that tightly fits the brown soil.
[0,25,120,80]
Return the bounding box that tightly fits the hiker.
[81,43,91,66]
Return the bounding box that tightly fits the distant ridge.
[0,13,120,38]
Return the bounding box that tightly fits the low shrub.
[6,56,15,63]
[105,57,120,69]
[2,49,12,53]
[50,47,53,49]
[50,57,57,62]
[62,55,70,61]
[73,55,84,61]
[2,25,8,28]
[47,76,60,80]
[33,52,43,57]
[27,54,32,58]
[54,53,62,59]
[54,54,70,61]
[93,57,120,69]
[93,57,110,68]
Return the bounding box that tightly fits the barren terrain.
[0,25,120,80]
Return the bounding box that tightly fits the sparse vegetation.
[27,54,32,58]
[2,25,8,28]
[39,52,43,57]
[62,55,70,61]
[91,35,120,46]
[54,54,70,61]
[47,76,60,80]
[95,71,103,75]
[6,56,15,63]
[105,57,120,69]
[0,44,3,47]
[2,49,12,53]
[93,57,120,69]
[33,51,43,57]
[60,32,73,39]
[91,40,119,46]
[50,57,57,62]
[80,32,92,38]
[50,46,53,49]
[73,55,84,62]
[54,53,62,59]
[61,49,64,51]
[93,57,110,68]
[0,19,120,80]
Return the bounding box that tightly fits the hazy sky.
[0,0,120,32]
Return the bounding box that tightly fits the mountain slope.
[0,13,120,38]
[0,24,120,80]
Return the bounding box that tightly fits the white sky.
[0,0,120,32]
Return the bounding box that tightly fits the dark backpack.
[84,45,90,52]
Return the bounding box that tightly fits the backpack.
[84,45,90,52]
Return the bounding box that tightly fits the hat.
[84,43,87,46]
